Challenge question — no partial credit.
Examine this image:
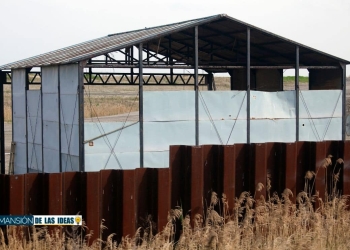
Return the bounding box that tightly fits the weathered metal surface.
[24,173,45,215]
[2,141,350,242]
[9,175,25,214]
[42,66,60,173]
[285,142,298,202]
[47,173,63,215]
[122,170,136,237]
[0,175,9,214]
[0,72,5,174]
[222,145,235,214]
[99,170,123,242]
[157,168,170,232]
[343,141,350,205]
[85,172,100,243]
[12,69,27,174]
[190,146,204,226]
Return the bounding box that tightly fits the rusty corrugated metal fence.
[1,141,350,242]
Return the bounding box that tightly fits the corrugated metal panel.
[42,66,60,173]
[12,69,27,174]
[1,14,348,70]
[0,16,220,70]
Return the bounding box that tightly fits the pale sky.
[1,0,349,75]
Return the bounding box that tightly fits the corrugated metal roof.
[0,14,349,70]
[0,15,222,70]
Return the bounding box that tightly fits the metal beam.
[247,27,251,144]
[207,73,213,90]
[0,71,5,174]
[194,26,199,146]
[25,68,30,173]
[85,64,340,69]
[139,43,144,168]
[295,46,300,142]
[341,63,346,141]
[78,62,85,171]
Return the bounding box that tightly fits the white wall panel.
[12,69,27,173]
[60,64,80,172]
[42,66,60,172]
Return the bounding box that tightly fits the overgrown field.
[3,76,350,122]
[1,157,350,249]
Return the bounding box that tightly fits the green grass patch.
[283,76,309,83]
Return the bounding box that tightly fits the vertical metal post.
[246,27,251,144]
[78,62,85,171]
[25,68,30,173]
[58,66,62,172]
[40,69,44,173]
[169,36,174,84]
[295,46,300,142]
[341,63,346,141]
[0,71,5,174]
[88,59,92,84]
[139,43,144,168]
[131,47,134,84]
[194,26,199,146]
[207,73,213,91]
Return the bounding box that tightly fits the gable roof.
[1,14,349,70]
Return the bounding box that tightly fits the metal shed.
[0,14,349,173]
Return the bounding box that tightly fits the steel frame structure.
[0,14,348,173]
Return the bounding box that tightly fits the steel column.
[296,46,300,141]
[25,68,30,173]
[247,27,251,144]
[341,63,346,141]
[207,73,213,90]
[194,26,199,146]
[58,66,62,172]
[139,43,144,168]
[78,62,85,171]
[0,71,5,174]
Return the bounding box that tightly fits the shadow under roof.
[1,14,349,71]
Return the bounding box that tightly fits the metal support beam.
[194,26,199,146]
[295,46,300,142]
[0,71,5,174]
[78,62,85,171]
[247,27,251,144]
[139,43,144,168]
[341,63,346,141]
[25,68,30,173]
[207,73,214,90]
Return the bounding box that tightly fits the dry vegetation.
[1,157,350,249]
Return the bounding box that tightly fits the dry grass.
[1,157,350,249]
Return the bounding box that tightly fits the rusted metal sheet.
[234,144,250,197]
[134,168,158,234]
[1,140,350,242]
[157,168,170,232]
[343,141,350,205]
[46,173,63,215]
[0,174,9,215]
[99,170,123,242]
[122,170,135,237]
[24,173,45,215]
[85,172,100,243]
[253,144,268,199]
[222,145,235,214]
[285,142,298,202]
[202,145,221,202]
[190,146,204,226]
[9,175,25,214]
[63,172,82,215]
[314,142,327,201]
